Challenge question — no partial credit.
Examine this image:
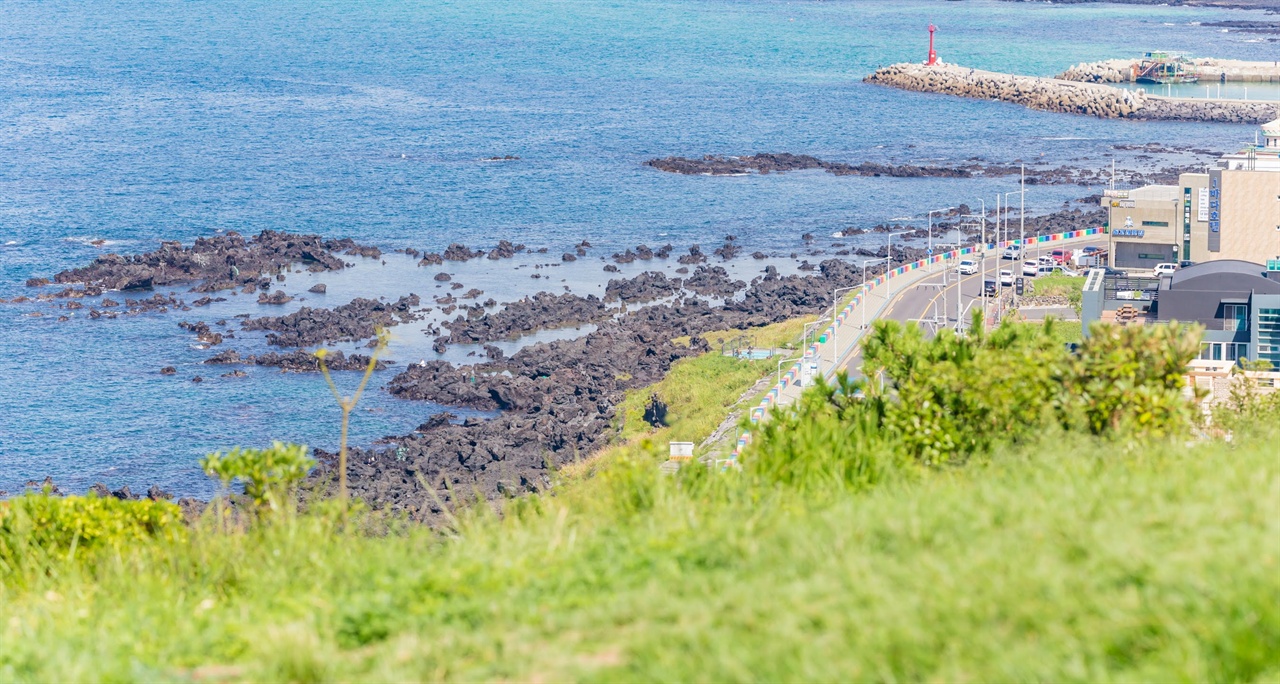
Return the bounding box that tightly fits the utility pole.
[1020,164,1026,252]
[1019,165,1026,309]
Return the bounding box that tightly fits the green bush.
[745,374,903,494]
[863,319,1066,466]
[201,441,316,511]
[748,320,1203,471]
[1059,322,1202,438]
[0,493,184,558]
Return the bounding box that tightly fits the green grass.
[2,434,1277,682]
[1009,319,1084,345]
[3,317,1279,682]
[1029,275,1085,311]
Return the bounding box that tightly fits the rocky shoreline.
[11,205,1105,515]
[865,63,1279,125]
[50,230,380,293]
[645,153,977,178]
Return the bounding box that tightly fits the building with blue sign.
[1104,116,1280,270]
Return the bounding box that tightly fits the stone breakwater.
[1059,58,1280,84]
[864,63,1279,125]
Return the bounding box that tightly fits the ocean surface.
[2,0,1277,496]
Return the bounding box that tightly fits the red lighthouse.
[926,24,938,66]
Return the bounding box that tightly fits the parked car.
[1022,260,1040,277]
[983,280,998,296]
[1052,265,1080,277]
[1037,255,1056,267]
[1179,260,1196,269]
[999,269,1014,286]
[1153,262,1178,277]
[1082,246,1102,255]
[1002,244,1023,260]
[957,259,979,275]
[1050,249,1069,264]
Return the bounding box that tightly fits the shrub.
[748,319,1203,472]
[201,441,316,512]
[744,374,902,494]
[1059,321,1202,438]
[0,493,184,559]
[862,319,1065,466]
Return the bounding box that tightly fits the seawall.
[1059,58,1280,84]
[864,62,1279,125]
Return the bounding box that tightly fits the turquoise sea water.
[1,0,1276,495]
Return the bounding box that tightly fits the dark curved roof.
[1170,260,1265,284]
[1164,259,1280,294]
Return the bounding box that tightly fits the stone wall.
[1057,59,1133,84]
[1136,96,1279,124]
[1059,57,1280,84]
[864,62,1279,125]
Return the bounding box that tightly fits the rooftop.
[1126,184,1181,202]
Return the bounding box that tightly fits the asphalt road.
[838,238,1106,376]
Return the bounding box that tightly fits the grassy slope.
[3,316,1279,681]
[3,436,1277,682]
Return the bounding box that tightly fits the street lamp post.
[927,206,956,271]
[961,199,986,332]
[885,229,911,296]
[831,284,862,370]
[802,320,822,349]
[1002,190,1025,252]
[860,257,891,330]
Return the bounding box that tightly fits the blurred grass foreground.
[1,318,1277,682]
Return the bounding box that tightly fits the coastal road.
[835,238,1105,377]
[766,234,1106,415]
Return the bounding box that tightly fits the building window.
[1224,304,1249,332]
[1200,342,1224,361]
[1258,308,1280,365]
[1226,343,1248,362]
[1141,221,1170,227]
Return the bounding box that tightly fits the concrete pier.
[864,62,1279,125]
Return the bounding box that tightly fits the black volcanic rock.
[239,295,421,347]
[51,230,372,293]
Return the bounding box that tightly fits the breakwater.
[1059,58,1280,84]
[864,63,1278,125]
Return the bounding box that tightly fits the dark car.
[983,280,998,296]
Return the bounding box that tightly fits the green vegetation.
[582,316,805,478]
[201,442,315,512]
[1009,318,1083,345]
[0,493,184,562]
[1028,274,1085,312]
[2,320,1277,682]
